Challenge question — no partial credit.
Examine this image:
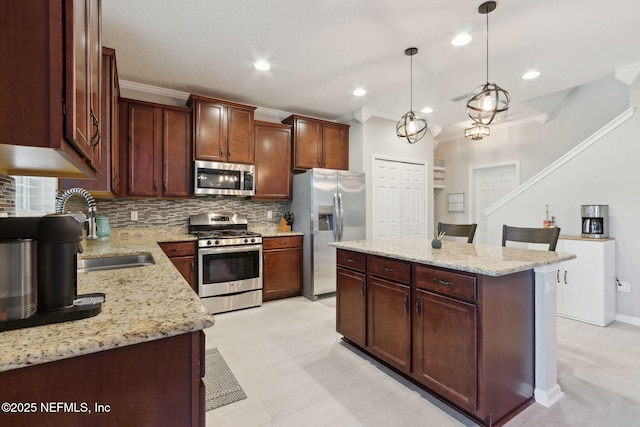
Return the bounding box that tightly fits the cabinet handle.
[564,271,568,285]
[90,108,101,148]
[432,278,453,287]
[220,146,224,156]
[360,281,364,295]
[415,299,421,316]
[163,181,167,192]
[382,266,395,273]
[318,157,321,166]
[346,258,355,263]
[228,147,231,157]
[190,261,194,272]
[404,294,409,312]
[170,248,183,253]
[153,181,157,192]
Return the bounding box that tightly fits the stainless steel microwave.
[194,160,255,196]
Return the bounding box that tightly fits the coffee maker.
[581,205,608,239]
[0,214,103,331]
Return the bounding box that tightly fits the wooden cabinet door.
[193,100,226,161]
[412,288,477,413]
[263,246,302,301]
[170,257,196,291]
[65,0,101,164]
[254,121,292,200]
[322,123,349,170]
[367,276,411,374]
[293,117,323,170]
[127,103,160,197]
[227,107,254,164]
[336,267,366,347]
[162,109,191,197]
[60,47,118,197]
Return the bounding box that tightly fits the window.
[12,176,57,216]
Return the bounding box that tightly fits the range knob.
[244,238,249,243]
[206,240,212,246]
[214,240,220,245]
[250,238,256,243]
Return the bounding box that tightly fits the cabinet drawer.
[263,235,303,250]
[367,255,410,284]
[414,265,476,302]
[337,250,366,272]
[158,241,196,257]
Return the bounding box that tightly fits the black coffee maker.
[0,214,103,331]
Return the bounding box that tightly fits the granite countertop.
[260,231,304,237]
[330,238,576,276]
[0,227,213,373]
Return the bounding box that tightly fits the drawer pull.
[346,258,356,263]
[360,281,364,295]
[415,299,421,316]
[432,278,454,287]
[170,248,183,253]
[382,266,395,273]
[404,294,409,312]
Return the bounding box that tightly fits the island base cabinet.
[336,267,366,347]
[366,277,411,374]
[412,289,477,413]
[0,331,204,427]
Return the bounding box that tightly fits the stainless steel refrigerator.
[289,169,366,300]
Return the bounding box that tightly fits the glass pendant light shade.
[396,110,427,144]
[396,47,427,144]
[465,1,510,126]
[465,123,490,140]
[466,81,510,125]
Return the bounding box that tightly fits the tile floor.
[204,296,640,426]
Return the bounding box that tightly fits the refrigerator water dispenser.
[318,205,334,231]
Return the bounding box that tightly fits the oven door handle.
[199,244,263,256]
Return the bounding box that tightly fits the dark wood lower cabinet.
[262,236,302,301]
[0,331,204,427]
[412,289,477,413]
[366,276,411,374]
[335,249,534,427]
[159,241,197,291]
[336,267,366,347]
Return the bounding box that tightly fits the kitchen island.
[0,228,214,426]
[330,238,575,427]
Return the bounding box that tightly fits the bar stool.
[437,222,478,243]
[501,225,561,251]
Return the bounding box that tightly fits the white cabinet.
[556,237,615,326]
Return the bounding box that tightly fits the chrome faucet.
[56,188,98,239]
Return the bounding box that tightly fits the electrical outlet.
[267,211,272,219]
[131,211,138,221]
[617,281,631,293]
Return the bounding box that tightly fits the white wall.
[434,75,640,321]
[348,116,435,239]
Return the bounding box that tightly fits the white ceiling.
[102,0,640,133]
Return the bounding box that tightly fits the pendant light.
[465,123,490,140]
[396,47,427,144]
[466,1,510,125]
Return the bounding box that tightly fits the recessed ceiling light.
[254,61,270,71]
[421,107,434,114]
[353,88,367,96]
[451,33,472,47]
[522,70,541,80]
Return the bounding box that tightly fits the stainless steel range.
[189,213,262,314]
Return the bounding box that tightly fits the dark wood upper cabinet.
[0,0,102,178]
[60,47,120,197]
[187,94,256,164]
[119,99,191,198]
[66,0,101,164]
[282,115,349,171]
[253,121,292,200]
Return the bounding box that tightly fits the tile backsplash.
[0,174,16,214]
[91,197,286,229]
[0,172,286,228]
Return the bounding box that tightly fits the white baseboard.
[615,313,640,326]
[534,384,564,407]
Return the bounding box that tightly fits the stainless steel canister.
[0,238,36,321]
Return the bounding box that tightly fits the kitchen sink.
[77,253,155,273]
